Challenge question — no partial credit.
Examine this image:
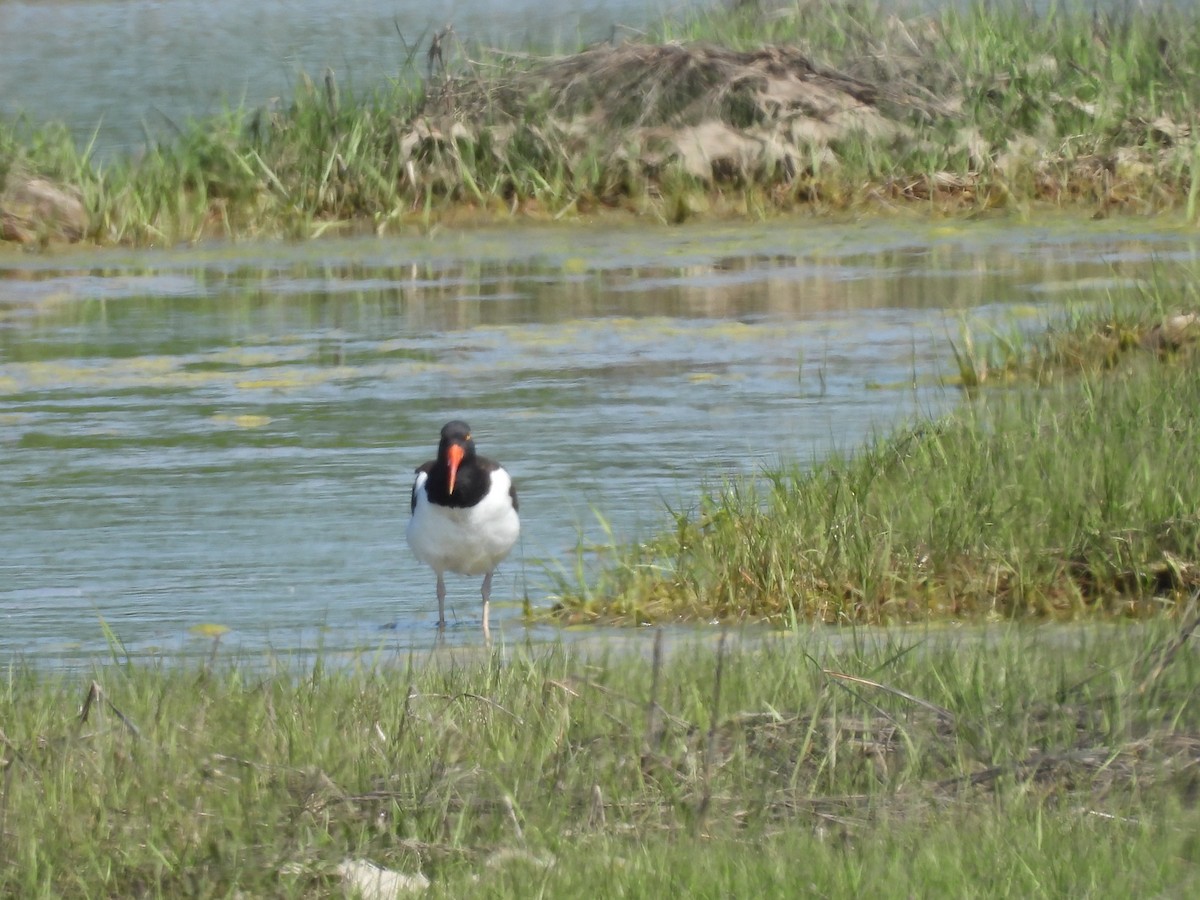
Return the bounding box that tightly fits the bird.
[406,420,520,636]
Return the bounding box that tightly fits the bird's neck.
[425,460,490,508]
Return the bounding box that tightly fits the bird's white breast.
[406,469,520,576]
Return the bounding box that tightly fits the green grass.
[553,277,1200,626]
[950,278,1200,388]
[4,1,1200,245]
[1,622,1198,896]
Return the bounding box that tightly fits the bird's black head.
[437,420,475,459]
[437,420,475,494]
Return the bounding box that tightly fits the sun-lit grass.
[553,276,1200,626]
[1,621,1198,896]
[3,1,1200,245]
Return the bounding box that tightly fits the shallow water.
[1,217,1197,666]
[0,0,694,157]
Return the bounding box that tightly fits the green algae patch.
[187,623,231,638]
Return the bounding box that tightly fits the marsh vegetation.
[3,5,1200,895]
[1,621,1198,896]
[553,276,1200,625]
[4,1,1200,245]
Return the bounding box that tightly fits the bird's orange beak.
[447,444,465,495]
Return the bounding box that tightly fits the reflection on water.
[1,218,1198,666]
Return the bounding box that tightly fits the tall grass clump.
[659,0,1200,208]
[950,274,1200,387]
[555,278,1200,625]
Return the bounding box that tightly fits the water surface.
[1,217,1197,665]
[0,0,689,156]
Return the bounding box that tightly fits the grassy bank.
[553,278,1200,626]
[1,624,1198,896]
[4,0,1200,245]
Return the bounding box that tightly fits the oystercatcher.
[406,420,520,635]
